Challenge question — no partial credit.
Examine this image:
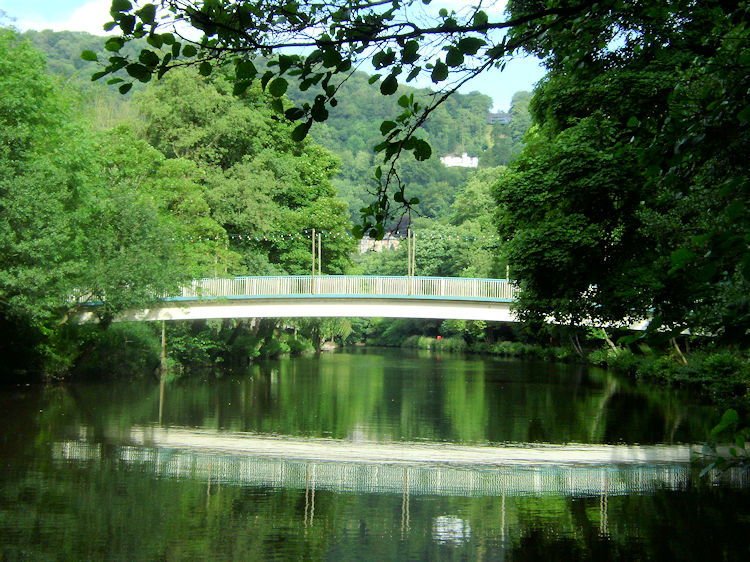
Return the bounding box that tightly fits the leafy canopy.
[91,0,601,234]
[495,0,750,343]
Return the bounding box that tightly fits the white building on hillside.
[440,153,479,168]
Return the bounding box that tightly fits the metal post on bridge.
[311,228,316,294]
[406,228,416,295]
[311,229,322,294]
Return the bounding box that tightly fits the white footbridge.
[76,276,521,323]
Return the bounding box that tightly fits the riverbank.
[22,318,750,415]
[392,333,750,412]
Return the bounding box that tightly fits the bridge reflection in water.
[51,427,748,498]
[52,428,748,537]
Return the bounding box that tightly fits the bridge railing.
[173,276,517,301]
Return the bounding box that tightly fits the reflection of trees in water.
[29,352,719,452]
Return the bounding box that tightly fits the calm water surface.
[1,348,748,560]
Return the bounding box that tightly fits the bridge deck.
[171,275,518,301]
[75,276,521,323]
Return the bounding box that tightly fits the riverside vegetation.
[2,6,749,425]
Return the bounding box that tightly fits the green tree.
[496,1,750,341]
[135,68,355,275]
[92,0,617,232]
[0,30,199,374]
[482,91,533,167]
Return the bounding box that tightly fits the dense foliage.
[0,29,356,377]
[0,29,192,373]
[20,28,530,228]
[496,0,750,345]
[91,0,584,233]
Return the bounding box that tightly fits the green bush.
[469,341,494,354]
[74,323,161,379]
[287,336,314,355]
[401,335,433,349]
[495,340,525,356]
[587,347,643,375]
[259,337,290,358]
[228,330,261,363]
[439,319,467,337]
[553,346,578,361]
[168,322,227,367]
[607,350,644,376]
[435,336,468,352]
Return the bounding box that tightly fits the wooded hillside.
[21,29,531,225]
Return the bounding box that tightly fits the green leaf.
[81,50,98,62]
[401,40,420,64]
[412,138,432,161]
[138,49,159,67]
[106,77,123,85]
[626,116,639,127]
[291,120,312,142]
[445,47,464,67]
[311,100,329,122]
[738,105,750,124]
[322,49,341,68]
[380,74,398,95]
[368,74,382,85]
[182,44,198,57]
[473,10,488,27]
[105,37,125,52]
[232,80,251,95]
[457,37,486,55]
[91,70,107,81]
[111,0,132,13]
[285,107,306,121]
[380,121,397,135]
[119,14,135,34]
[431,61,449,83]
[270,97,284,114]
[406,66,421,82]
[146,34,163,49]
[373,49,396,69]
[119,82,133,94]
[277,54,297,74]
[268,77,288,97]
[125,63,151,82]
[137,3,156,25]
[198,61,212,76]
[236,59,257,80]
[397,94,411,108]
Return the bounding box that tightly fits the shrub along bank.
[66,317,749,414]
[370,318,750,412]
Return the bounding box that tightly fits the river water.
[1,348,748,559]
